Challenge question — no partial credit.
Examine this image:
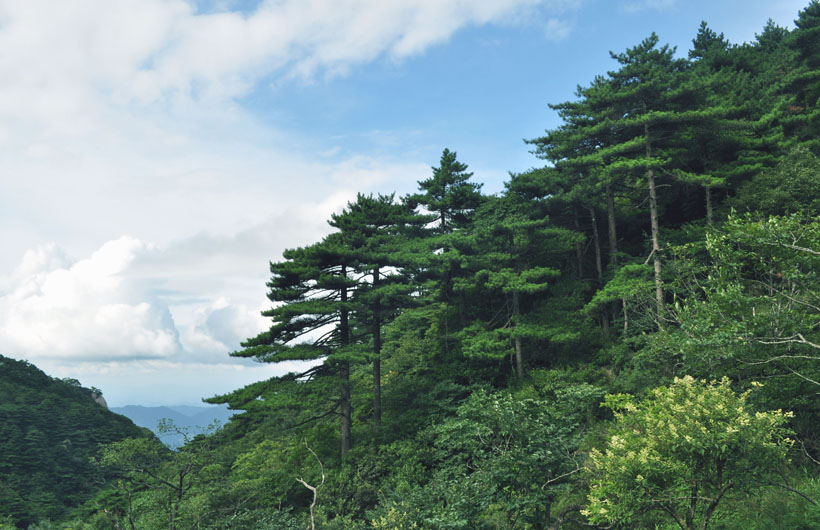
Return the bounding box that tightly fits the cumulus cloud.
[0,233,319,404]
[0,230,336,405]
[0,238,181,362]
[182,298,269,361]
[0,0,580,110]
[0,231,276,365]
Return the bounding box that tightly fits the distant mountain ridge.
[111,404,233,448]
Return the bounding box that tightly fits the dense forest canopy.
[0,356,148,528]
[4,2,820,528]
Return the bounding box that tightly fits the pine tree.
[409,148,483,234]
[780,1,820,153]
[209,236,359,457]
[408,148,485,329]
[329,193,428,427]
[457,195,580,378]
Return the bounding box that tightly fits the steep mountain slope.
[0,355,149,527]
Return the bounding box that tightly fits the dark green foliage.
[0,356,147,527]
[456,195,582,377]
[407,148,483,234]
[732,146,820,215]
[368,386,599,529]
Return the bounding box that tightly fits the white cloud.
[544,18,573,41]
[0,233,320,405]
[182,298,269,360]
[620,0,677,12]
[0,0,577,112]
[0,237,180,362]
[0,0,578,404]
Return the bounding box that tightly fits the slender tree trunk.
[295,443,325,530]
[588,206,609,333]
[685,483,698,529]
[458,290,467,328]
[705,186,713,226]
[514,336,524,379]
[373,266,381,427]
[623,299,629,335]
[606,182,623,332]
[645,121,664,327]
[512,289,524,379]
[127,491,135,530]
[589,206,603,284]
[340,265,352,457]
[606,182,618,268]
[573,204,584,280]
[440,209,463,327]
[340,360,351,456]
[701,482,732,530]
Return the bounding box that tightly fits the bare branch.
[776,243,820,256]
[295,440,325,530]
[765,481,819,506]
[542,462,582,489]
[785,366,820,387]
[801,440,820,467]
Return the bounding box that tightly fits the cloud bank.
[0,0,577,110]
[0,238,180,362]
[0,0,579,404]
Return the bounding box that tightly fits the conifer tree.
[780,1,820,153]
[604,34,690,322]
[684,23,782,224]
[409,148,483,234]
[329,193,428,427]
[530,74,632,279]
[208,236,358,456]
[457,195,580,378]
[554,34,721,325]
[408,148,484,328]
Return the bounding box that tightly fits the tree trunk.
[705,186,713,226]
[588,206,609,333]
[512,290,524,379]
[458,290,467,328]
[340,265,352,457]
[589,206,603,285]
[606,182,624,333]
[623,299,629,335]
[295,443,325,530]
[373,266,381,427]
[573,205,584,280]
[645,122,664,327]
[606,182,618,268]
[340,364,351,456]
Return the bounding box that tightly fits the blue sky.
[0,0,810,406]
[237,0,809,191]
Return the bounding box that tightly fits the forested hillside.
[0,356,149,528]
[11,2,820,529]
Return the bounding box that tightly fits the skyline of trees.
[4,3,820,528]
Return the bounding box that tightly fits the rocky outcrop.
[91,392,108,409]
